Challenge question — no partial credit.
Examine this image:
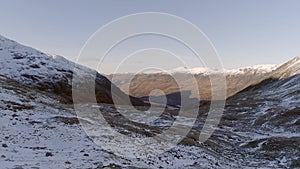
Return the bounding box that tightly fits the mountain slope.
[220,57,300,168]
[269,56,300,79]
[0,35,145,106]
[0,69,239,169]
[108,64,277,106]
[186,56,300,168]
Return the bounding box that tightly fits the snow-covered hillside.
[0,35,77,85]
[0,35,145,105]
[222,73,300,168]
[0,74,239,168]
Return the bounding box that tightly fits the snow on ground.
[1,75,297,168]
[0,76,238,169]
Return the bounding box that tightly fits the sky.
[0,0,300,73]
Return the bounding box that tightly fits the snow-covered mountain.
[0,35,145,106]
[220,70,300,168]
[0,35,75,85]
[108,64,278,104]
[0,35,237,168]
[159,64,278,75]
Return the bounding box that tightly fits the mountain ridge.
[150,64,278,75]
[0,35,146,106]
[108,64,280,104]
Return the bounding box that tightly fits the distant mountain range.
[107,62,287,106]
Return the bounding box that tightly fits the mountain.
[219,57,300,168]
[235,56,300,93]
[187,56,300,168]
[0,35,237,168]
[0,35,146,106]
[108,64,278,106]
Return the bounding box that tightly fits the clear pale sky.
[1,0,300,73]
